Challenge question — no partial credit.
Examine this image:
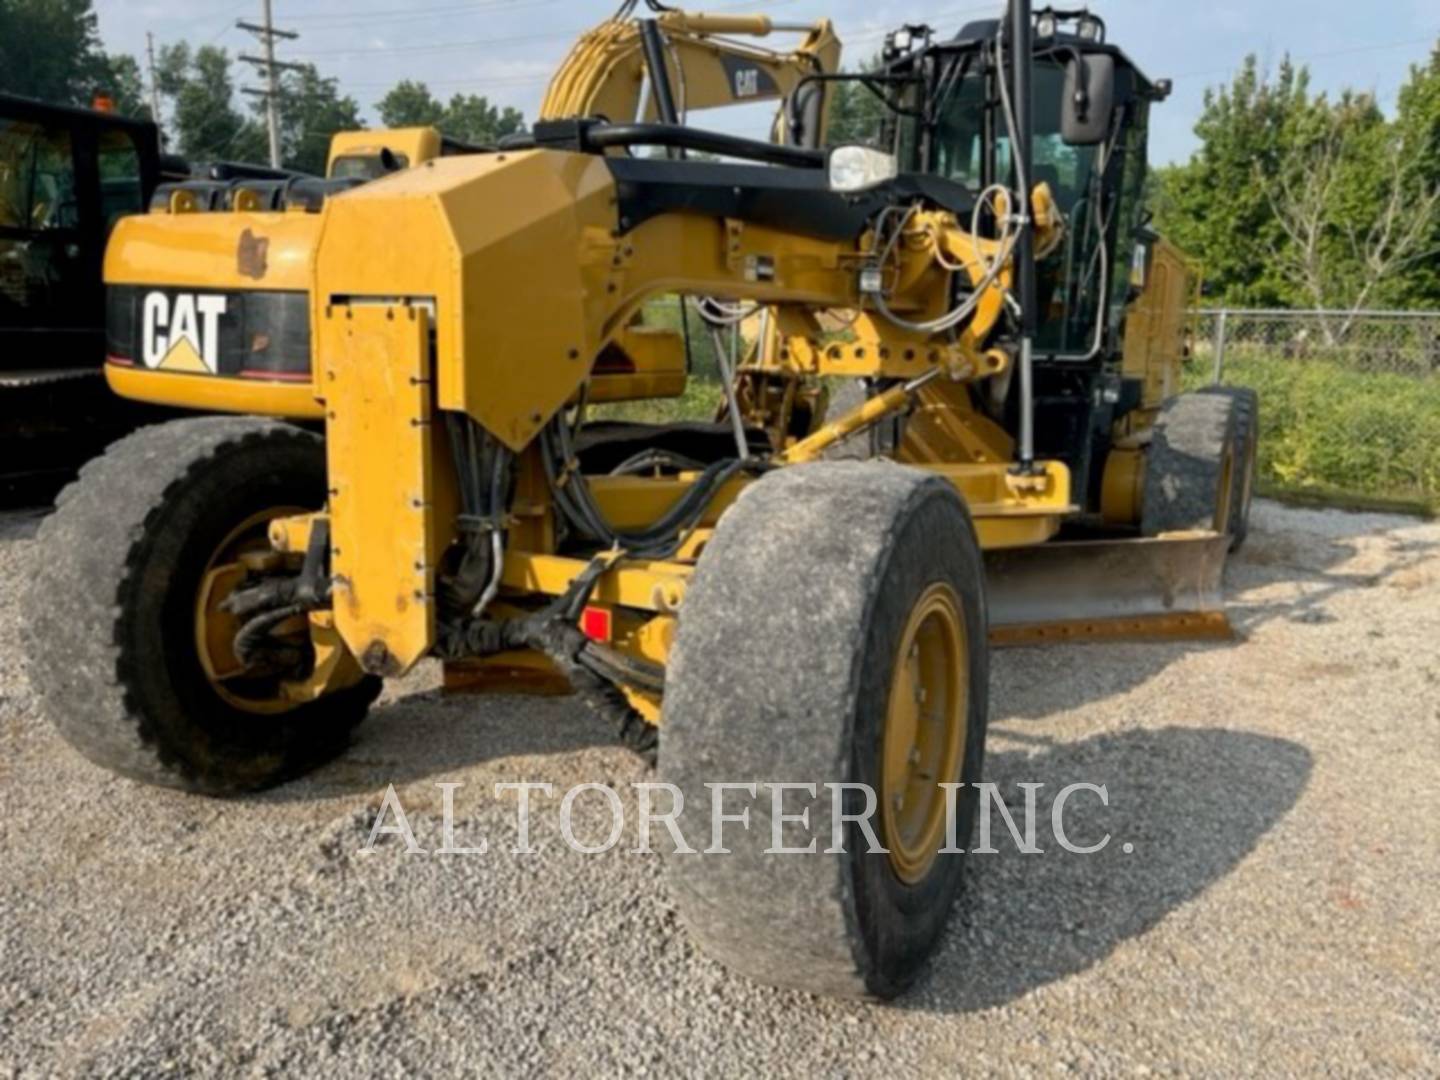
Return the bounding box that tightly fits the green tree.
[1154,57,1322,306]
[270,64,363,175]
[376,80,445,130]
[1390,45,1440,307]
[1262,91,1435,336]
[101,52,151,121]
[825,57,888,147]
[156,43,266,163]
[376,82,524,145]
[0,0,109,105]
[154,45,362,172]
[1157,46,1440,313]
[439,92,524,145]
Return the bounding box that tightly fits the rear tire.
[662,461,989,998]
[23,417,379,796]
[1140,391,1239,539]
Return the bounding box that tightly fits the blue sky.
[93,0,1439,164]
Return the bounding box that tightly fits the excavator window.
[0,118,84,332]
[97,127,145,234]
[0,119,76,231]
[330,151,410,181]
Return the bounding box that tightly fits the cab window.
[98,128,145,233]
[0,119,77,232]
[330,152,409,181]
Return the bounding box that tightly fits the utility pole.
[145,32,163,130]
[237,0,300,168]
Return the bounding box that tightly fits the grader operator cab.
[26,1,1257,1000]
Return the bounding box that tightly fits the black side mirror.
[1062,53,1115,146]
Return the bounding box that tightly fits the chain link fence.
[1187,309,1440,513]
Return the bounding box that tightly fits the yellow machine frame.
[97,8,1221,725]
[251,151,1065,714]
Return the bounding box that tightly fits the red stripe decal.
[239,370,312,382]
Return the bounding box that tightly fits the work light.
[829,146,899,192]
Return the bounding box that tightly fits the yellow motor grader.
[25,3,1257,998]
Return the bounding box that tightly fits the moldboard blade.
[983,532,1233,646]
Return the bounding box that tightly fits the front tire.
[1203,386,1260,550]
[1140,391,1240,539]
[661,461,989,998]
[23,417,379,796]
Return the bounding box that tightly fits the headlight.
[828,146,899,193]
[1078,15,1104,42]
[1036,12,1058,38]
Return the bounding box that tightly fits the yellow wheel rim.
[194,506,308,716]
[881,582,968,885]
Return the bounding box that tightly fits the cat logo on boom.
[142,292,227,374]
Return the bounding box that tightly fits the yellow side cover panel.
[320,304,438,674]
[311,150,620,450]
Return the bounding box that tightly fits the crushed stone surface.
[1,500,1436,1076]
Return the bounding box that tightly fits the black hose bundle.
[540,411,764,560]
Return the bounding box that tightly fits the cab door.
[0,114,91,369]
[0,112,147,373]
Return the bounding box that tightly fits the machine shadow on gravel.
[905,725,1312,1014]
[1226,518,1438,635]
[250,690,619,803]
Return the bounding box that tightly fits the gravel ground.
[1,499,1437,1076]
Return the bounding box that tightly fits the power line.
[1169,35,1438,83]
[300,28,563,57]
[342,71,559,91]
[201,1,254,46]
[330,3,998,93]
[290,0,801,57]
[282,0,564,29]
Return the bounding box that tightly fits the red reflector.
[580,606,612,643]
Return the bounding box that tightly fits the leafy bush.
[1189,350,1440,509]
